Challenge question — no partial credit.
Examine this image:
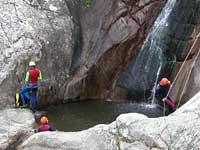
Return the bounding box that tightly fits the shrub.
[81,0,92,8]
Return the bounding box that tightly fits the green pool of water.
[44,100,163,132]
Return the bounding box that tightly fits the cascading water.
[150,0,177,104]
[118,0,177,100]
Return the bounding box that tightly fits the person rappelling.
[19,61,42,113]
[155,78,170,100]
[155,77,176,112]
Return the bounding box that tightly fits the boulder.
[18,92,200,150]
[0,108,35,149]
[18,124,117,150]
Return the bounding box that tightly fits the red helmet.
[40,116,48,124]
[159,78,170,86]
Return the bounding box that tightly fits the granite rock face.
[0,0,75,107]
[168,0,200,105]
[65,0,165,100]
[0,0,165,106]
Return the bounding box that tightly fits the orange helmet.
[159,78,170,86]
[40,116,48,124]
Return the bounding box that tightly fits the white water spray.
[137,0,177,103]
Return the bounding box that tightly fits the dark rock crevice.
[64,0,83,73]
[5,132,31,150]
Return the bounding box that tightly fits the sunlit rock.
[0,109,34,149]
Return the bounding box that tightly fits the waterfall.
[118,0,177,100]
[149,0,177,103]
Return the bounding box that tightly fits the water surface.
[45,100,163,132]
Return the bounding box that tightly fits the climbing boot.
[20,104,28,108]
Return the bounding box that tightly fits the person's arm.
[155,84,160,96]
[155,84,163,99]
[38,70,42,80]
[34,129,40,133]
[25,72,29,83]
[49,125,56,131]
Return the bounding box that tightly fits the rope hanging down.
[166,30,200,107]
[177,43,200,108]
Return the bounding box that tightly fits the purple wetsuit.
[38,124,55,132]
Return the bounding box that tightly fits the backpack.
[15,92,29,108]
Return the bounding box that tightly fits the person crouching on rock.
[35,116,56,132]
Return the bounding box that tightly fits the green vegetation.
[114,132,123,142]
[81,0,92,8]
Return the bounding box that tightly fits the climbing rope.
[177,45,200,108]
[163,101,166,116]
[166,30,200,107]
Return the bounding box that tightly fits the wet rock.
[65,0,166,100]
[18,92,200,150]
[0,108,35,149]
[167,0,200,106]
[170,52,200,105]
[115,0,200,100]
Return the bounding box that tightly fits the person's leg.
[164,97,176,112]
[28,84,38,112]
[20,85,29,106]
[31,91,37,112]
